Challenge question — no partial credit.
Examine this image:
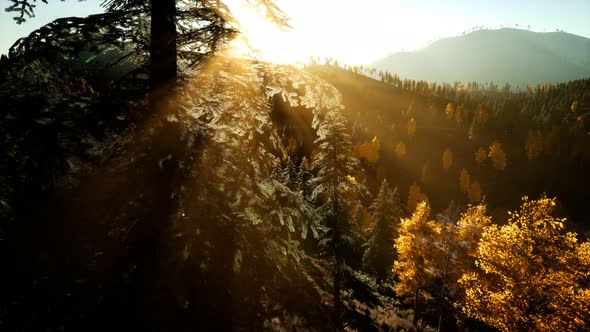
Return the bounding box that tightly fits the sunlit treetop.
[460,196,590,332]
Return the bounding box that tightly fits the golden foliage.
[346,175,357,184]
[445,103,454,120]
[525,129,543,160]
[442,148,453,170]
[488,141,507,170]
[393,202,440,298]
[456,204,491,259]
[353,136,380,163]
[467,180,482,203]
[571,101,578,112]
[394,141,406,159]
[407,118,416,136]
[451,204,492,303]
[475,105,488,124]
[459,168,470,194]
[407,182,428,213]
[459,197,590,332]
[475,147,487,164]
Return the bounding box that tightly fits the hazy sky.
[1,0,589,64]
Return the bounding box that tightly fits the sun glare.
[227,3,301,64]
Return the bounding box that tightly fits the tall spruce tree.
[311,108,361,330]
[362,179,401,284]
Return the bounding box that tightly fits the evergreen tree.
[362,179,402,284]
[311,107,361,330]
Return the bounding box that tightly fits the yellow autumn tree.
[394,141,406,159]
[353,136,380,164]
[475,147,487,164]
[454,204,491,269]
[393,201,440,323]
[459,197,590,332]
[445,103,454,120]
[467,180,482,203]
[442,148,453,170]
[459,168,470,194]
[449,204,492,322]
[488,141,507,170]
[525,129,543,160]
[394,203,493,329]
[571,101,578,112]
[407,117,416,136]
[407,182,429,213]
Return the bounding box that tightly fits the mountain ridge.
[372,28,590,86]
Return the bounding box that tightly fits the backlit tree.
[488,140,507,170]
[394,201,440,323]
[311,107,361,330]
[459,197,590,331]
[362,180,402,284]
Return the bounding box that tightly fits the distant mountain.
[372,28,590,86]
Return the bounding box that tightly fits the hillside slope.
[372,28,590,86]
[306,64,590,229]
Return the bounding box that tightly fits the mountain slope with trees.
[1,4,589,331]
[372,28,590,86]
[306,63,590,232]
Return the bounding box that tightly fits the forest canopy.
[1,1,589,331]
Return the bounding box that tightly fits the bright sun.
[226,2,303,64]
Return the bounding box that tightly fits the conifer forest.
[1,0,589,331]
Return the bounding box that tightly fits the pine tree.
[311,107,361,330]
[362,180,402,284]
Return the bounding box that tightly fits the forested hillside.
[306,64,590,231]
[372,28,590,86]
[1,2,589,331]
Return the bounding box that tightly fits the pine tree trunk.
[333,248,342,331]
[437,254,450,332]
[129,0,181,327]
[150,0,177,107]
[413,288,419,324]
